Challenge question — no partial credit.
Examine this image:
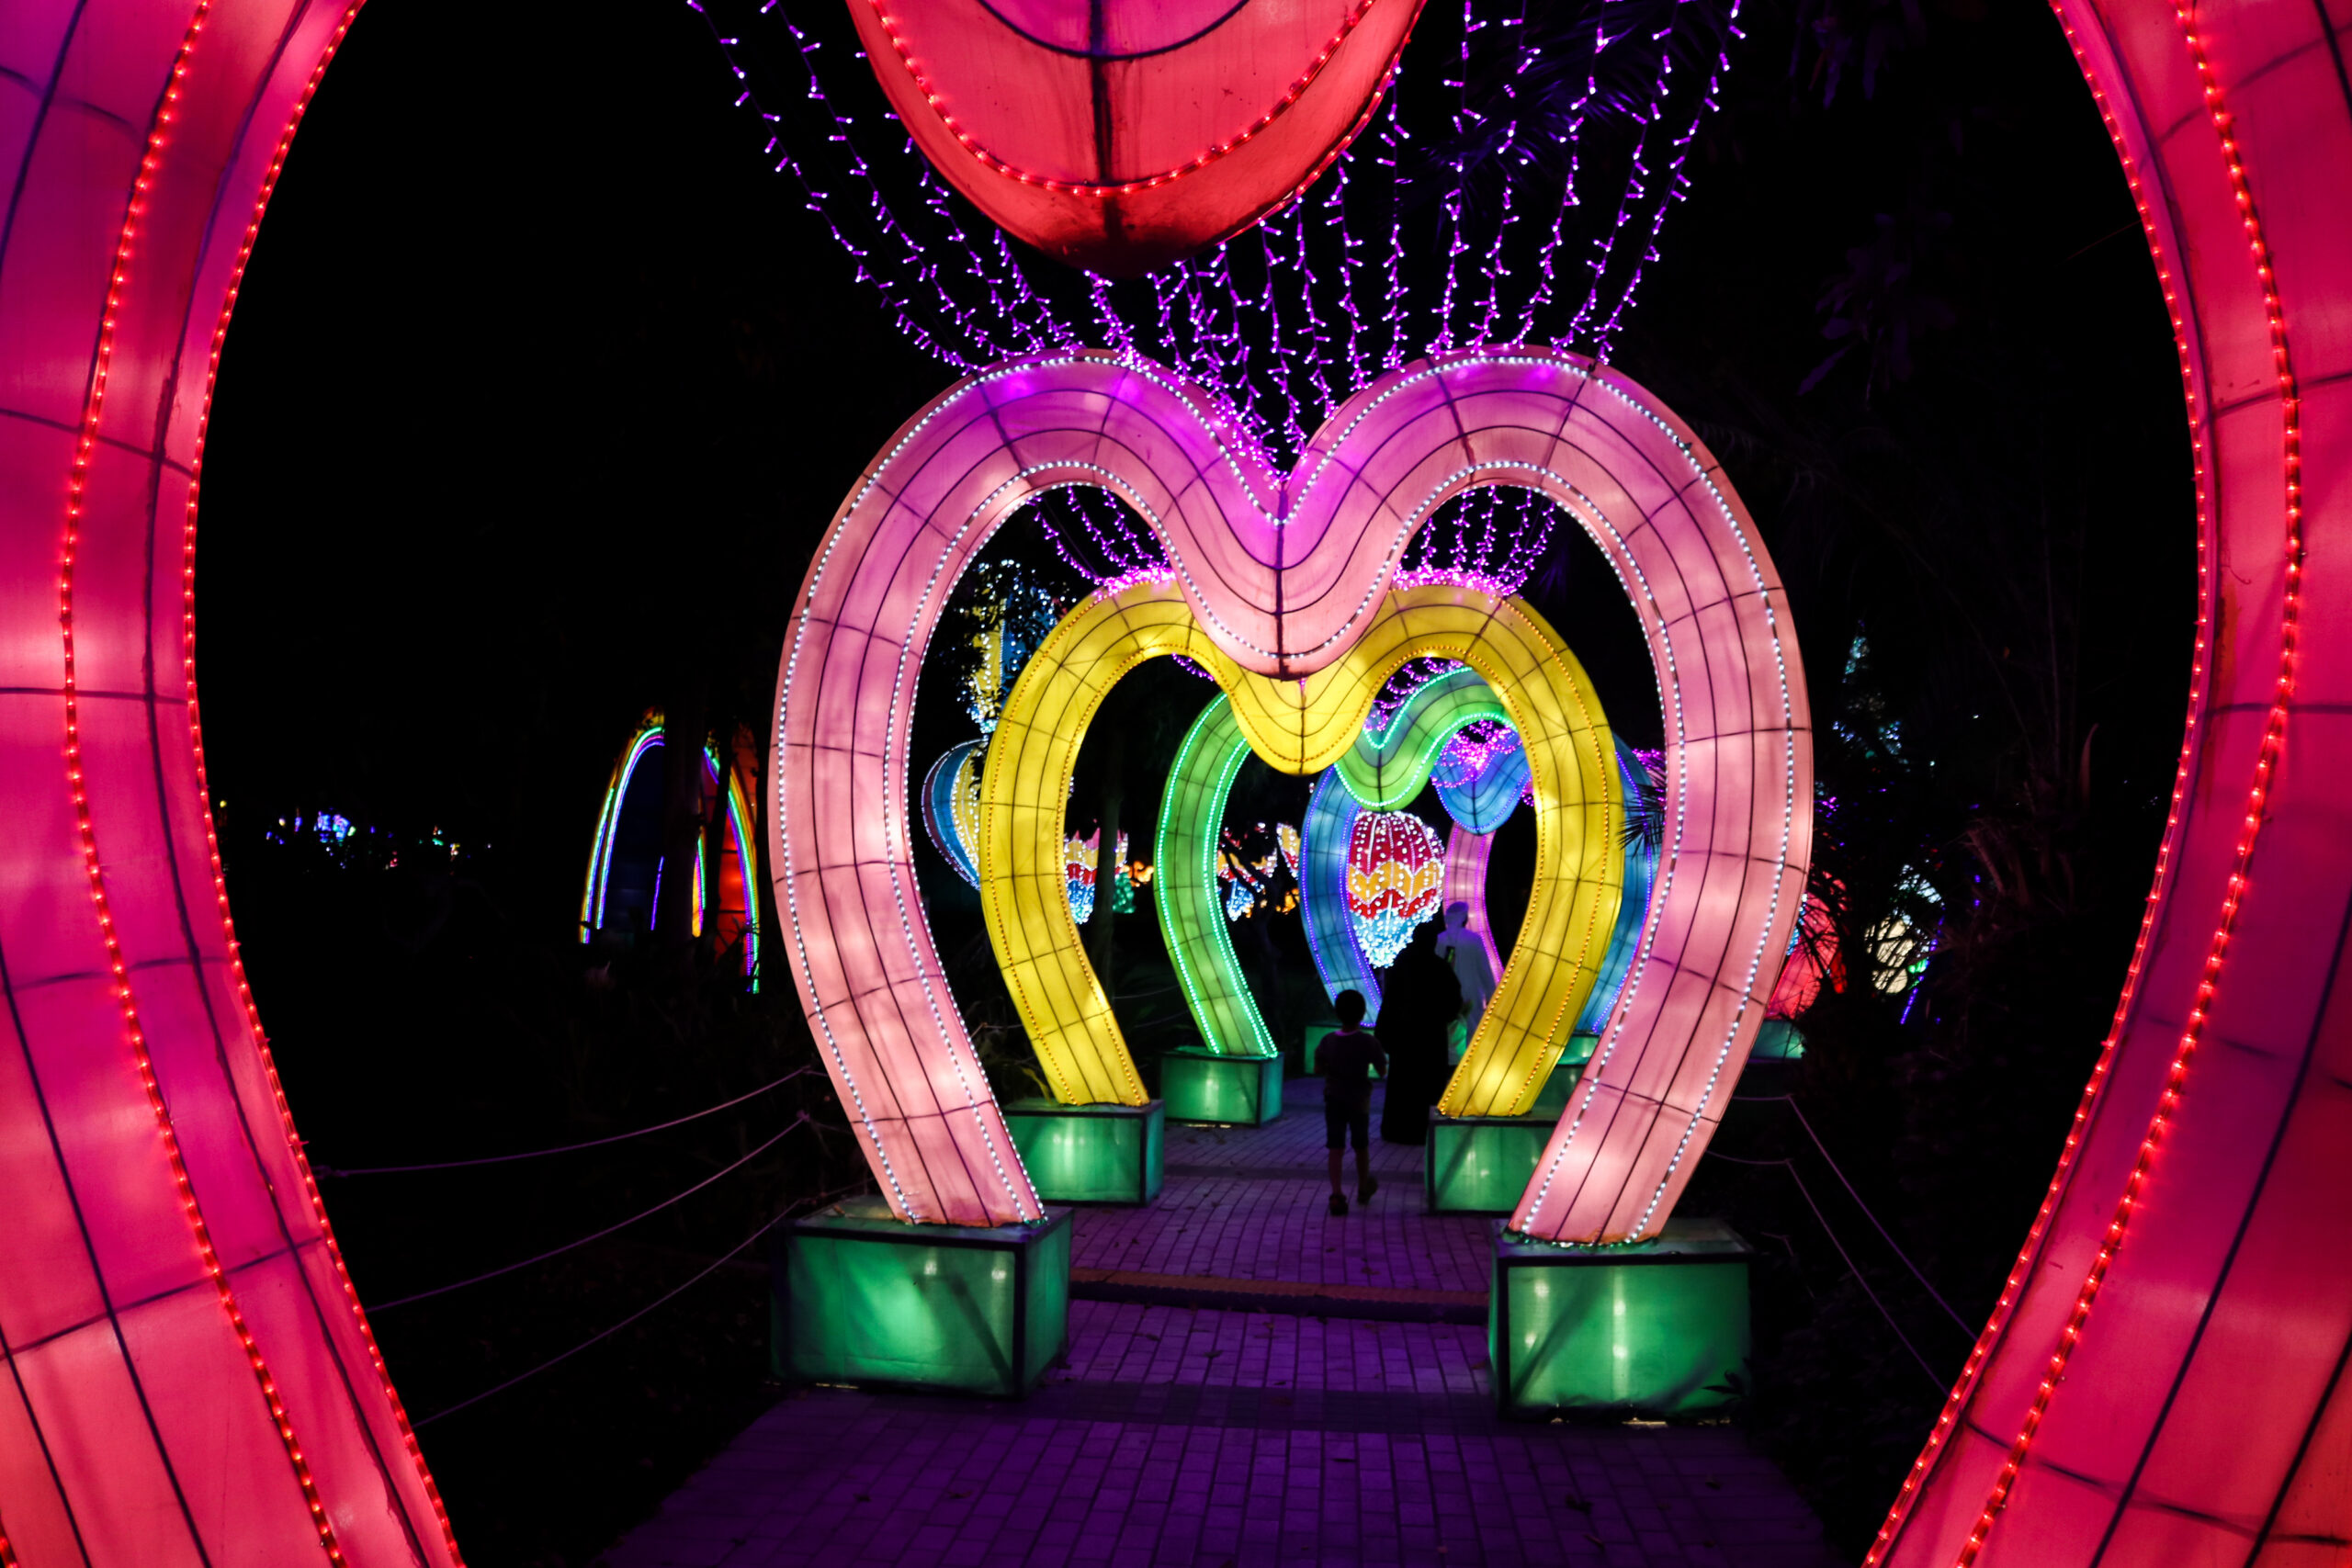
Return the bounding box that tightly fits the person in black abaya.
[1377,925,1462,1145]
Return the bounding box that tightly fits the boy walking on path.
[1320,989,1387,1215]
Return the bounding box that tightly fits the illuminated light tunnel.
[6,1,2332,1553]
[578,712,761,983]
[845,0,1426,274]
[1298,665,1521,1020]
[775,348,1805,1235]
[1297,669,1657,1054]
[979,576,1624,1117]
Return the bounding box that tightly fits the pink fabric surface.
[772,348,1811,1236]
[843,0,1423,273]
[1871,2,2352,1562]
[0,2,458,1563]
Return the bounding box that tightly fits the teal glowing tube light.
[1154,695,1279,1058]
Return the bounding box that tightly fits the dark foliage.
[1616,0,2192,1551]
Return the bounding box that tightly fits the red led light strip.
[865,0,1398,197]
[175,3,467,1560]
[59,4,379,1562]
[1863,5,2297,1562]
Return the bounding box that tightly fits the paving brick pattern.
[604,1080,1838,1568]
[1076,1081,1493,1294]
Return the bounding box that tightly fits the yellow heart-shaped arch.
[978,574,1623,1117]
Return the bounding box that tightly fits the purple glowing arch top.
[0,0,2346,1563]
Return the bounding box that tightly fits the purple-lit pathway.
[604,1079,1838,1567]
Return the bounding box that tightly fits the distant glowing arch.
[772,348,1810,1235]
[976,577,1623,1110]
[578,712,761,983]
[1298,663,1529,1021]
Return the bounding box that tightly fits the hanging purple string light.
[690,0,1740,554]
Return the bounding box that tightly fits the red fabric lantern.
[846,0,1425,275]
[1343,810,1445,968]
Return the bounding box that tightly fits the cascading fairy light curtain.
[695,0,1745,460]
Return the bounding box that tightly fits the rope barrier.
[319,1066,817,1177]
[1733,1092,1975,1337]
[1709,1149,1949,1392]
[409,1180,873,1428]
[368,1114,809,1312]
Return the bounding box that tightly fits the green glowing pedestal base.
[1160,1047,1283,1125]
[1530,1050,1587,1117]
[1489,1218,1753,1419]
[1302,1022,1338,1074]
[774,1196,1071,1399]
[1001,1099,1164,1204]
[1426,1109,1555,1214]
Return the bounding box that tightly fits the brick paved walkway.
[604,1080,1838,1568]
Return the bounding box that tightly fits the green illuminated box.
[1160,1046,1283,1125]
[774,1196,1071,1398]
[1530,1050,1586,1118]
[1751,1019,1806,1061]
[1426,1109,1555,1213]
[1001,1099,1163,1204]
[1302,1022,1339,1074]
[1489,1218,1753,1418]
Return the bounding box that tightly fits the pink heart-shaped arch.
[772,346,1813,1237]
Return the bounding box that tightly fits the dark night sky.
[198,0,946,889]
